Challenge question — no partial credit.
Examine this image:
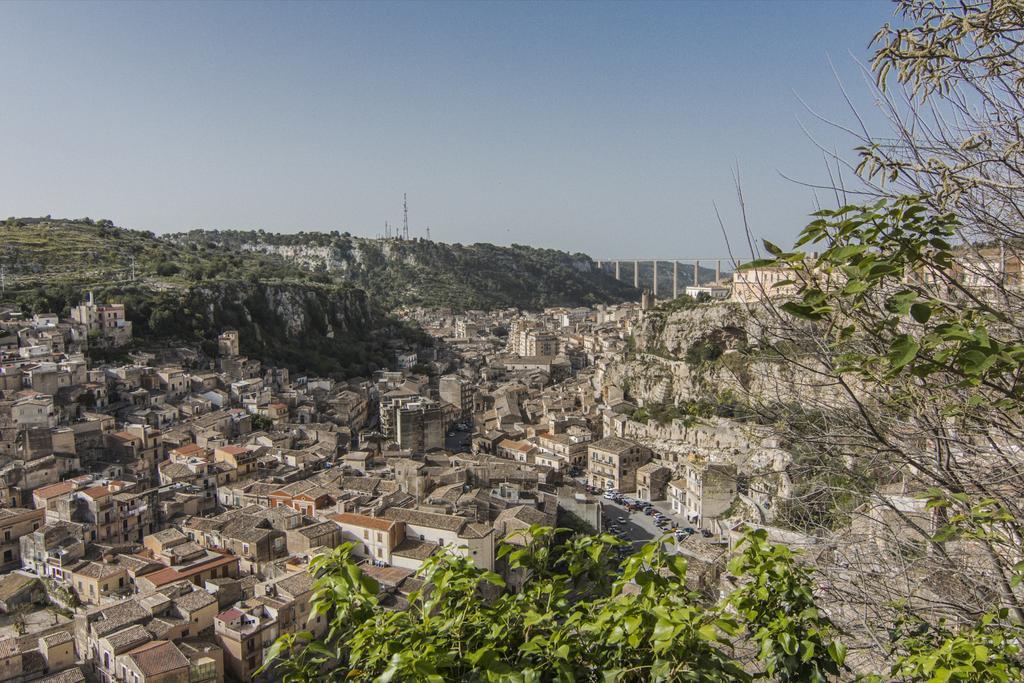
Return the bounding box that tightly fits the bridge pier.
[604,257,727,293]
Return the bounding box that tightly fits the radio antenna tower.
[403,193,409,240]
[385,221,390,239]
[426,226,431,241]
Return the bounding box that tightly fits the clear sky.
[0,0,894,259]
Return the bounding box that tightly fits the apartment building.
[0,507,44,568]
[586,437,652,493]
[668,461,738,530]
[215,571,321,682]
[438,374,474,418]
[395,401,444,453]
[330,512,404,564]
[382,508,495,571]
[537,432,590,468]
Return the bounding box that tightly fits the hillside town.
[4,233,1022,683]
[0,271,824,683]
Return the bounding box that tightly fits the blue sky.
[0,0,894,258]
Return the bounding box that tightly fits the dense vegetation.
[170,229,640,311]
[264,524,1022,682]
[262,527,852,682]
[0,219,427,376]
[0,217,315,286]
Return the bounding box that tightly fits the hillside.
[0,218,423,376]
[168,229,640,311]
[0,217,636,372]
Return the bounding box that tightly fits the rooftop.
[330,512,396,532]
[125,640,189,677]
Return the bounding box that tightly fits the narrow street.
[444,423,472,453]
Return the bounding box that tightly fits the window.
[242,543,250,555]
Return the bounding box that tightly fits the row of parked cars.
[589,485,711,541]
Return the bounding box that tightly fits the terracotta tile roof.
[330,512,396,532]
[217,607,244,621]
[392,538,438,561]
[498,439,536,453]
[383,507,469,532]
[41,631,73,648]
[104,624,151,653]
[125,640,189,677]
[360,564,413,588]
[37,668,86,683]
[172,587,216,613]
[274,571,314,598]
[141,553,237,588]
[33,480,76,500]
[72,561,125,580]
[80,485,110,499]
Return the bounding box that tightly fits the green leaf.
[780,302,824,321]
[827,641,847,666]
[888,335,920,370]
[698,624,718,641]
[910,302,932,324]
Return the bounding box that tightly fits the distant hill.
[168,229,640,311]
[0,218,419,376]
[0,217,638,373]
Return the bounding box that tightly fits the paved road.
[445,424,472,453]
[600,495,672,547]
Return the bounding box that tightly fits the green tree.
[261,527,848,682]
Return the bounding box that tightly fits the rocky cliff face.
[183,281,396,376]
[187,281,374,342]
[603,301,844,412]
[97,280,398,377]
